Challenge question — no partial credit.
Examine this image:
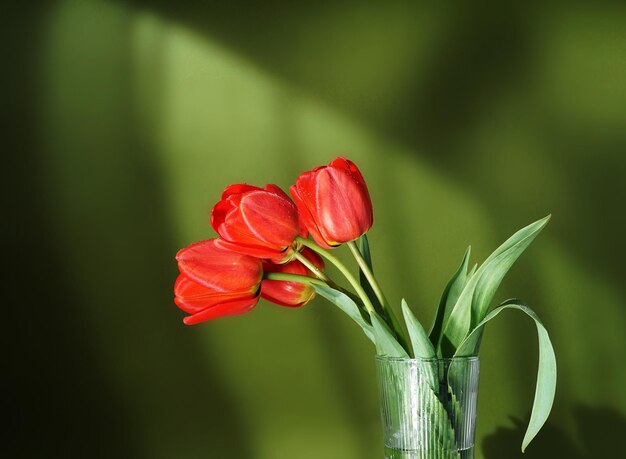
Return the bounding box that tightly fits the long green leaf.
[357,234,384,315]
[380,357,459,457]
[357,234,372,267]
[429,246,471,349]
[471,215,551,327]
[371,312,409,358]
[401,299,438,391]
[313,285,375,344]
[441,216,550,356]
[451,299,557,452]
[421,387,461,458]
[402,299,436,359]
[439,270,481,357]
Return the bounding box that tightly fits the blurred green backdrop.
[6,1,626,458]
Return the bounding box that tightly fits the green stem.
[293,251,329,282]
[264,272,328,287]
[347,241,387,306]
[265,271,368,318]
[297,237,377,316]
[346,240,410,352]
[293,250,366,313]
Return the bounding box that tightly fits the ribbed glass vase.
[376,356,480,459]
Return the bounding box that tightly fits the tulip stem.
[265,271,367,316]
[293,251,364,308]
[264,272,328,287]
[293,251,330,282]
[346,241,410,352]
[296,237,377,317]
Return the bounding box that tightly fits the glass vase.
[376,356,480,459]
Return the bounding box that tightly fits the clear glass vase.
[376,356,480,459]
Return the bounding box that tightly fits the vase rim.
[375,355,479,363]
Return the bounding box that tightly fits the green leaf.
[380,357,459,457]
[421,387,461,458]
[402,299,436,359]
[429,246,471,349]
[471,215,551,328]
[439,270,481,357]
[441,216,551,356]
[401,299,439,391]
[371,312,409,358]
[357,234,384,315]
[451,299,557,452]
[313,285,375,344]
[357,234,373,269]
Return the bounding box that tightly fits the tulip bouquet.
[174,157,556,457]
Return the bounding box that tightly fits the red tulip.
[290,157,373,248]
[261,248,325,307]
[211,184,305,263]
[175,239,263,325]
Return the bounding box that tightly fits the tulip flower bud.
[290,157,373,248]
[211,184,306,263]
[175,239,263,324]
[261,248,325,307]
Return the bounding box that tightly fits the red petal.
[290,178,332,249]
[176,239,262,292]
[239,190,300,246]
[261,278,312,307]
[315,165,373,244]
[218,209,289,257]
[214,238,288,260]
[182,295,260,325]
[221,183,261,200]
[300,247,325,272]
[328,157,371,202]
[214,185,300,258]
[265,184,308,237]
[264,184,292,201]
[264,247,324,274]
[259,247,322,307]
[175,274,215,313]
[263,258,305,276]
[210,199,232,232]
[219,203,278,248]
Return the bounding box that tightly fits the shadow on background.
[129,0,626,295]
[483,406,626,458]
[4,2,253,457]
[4,0,626,458]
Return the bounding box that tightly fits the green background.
[7,1,626,457]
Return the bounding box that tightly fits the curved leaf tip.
[453,299,557,452]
